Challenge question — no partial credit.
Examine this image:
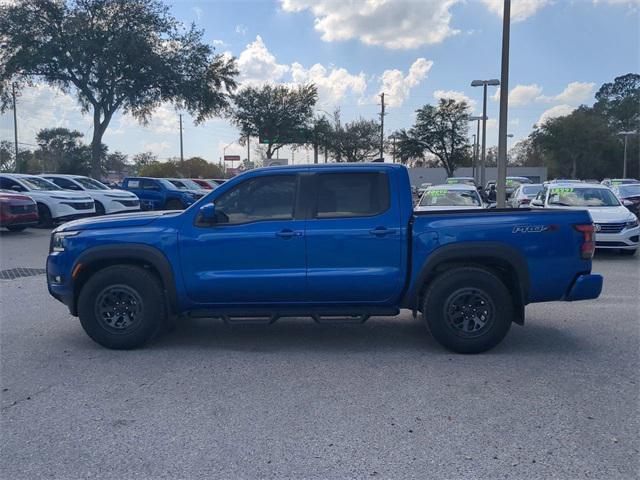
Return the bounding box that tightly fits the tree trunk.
[571,156,577,179]
[313,142,318,164]
[90,134,103,180]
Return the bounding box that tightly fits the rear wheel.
[620,248,637,256]
[165,198,184,210]
[77,265,166,349]
[423,267,513,354]
[37,203,53,228]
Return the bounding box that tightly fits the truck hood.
[54,210,182,232]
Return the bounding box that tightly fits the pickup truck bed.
[47,164,602,353]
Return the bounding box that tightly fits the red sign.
[224,155,241,162]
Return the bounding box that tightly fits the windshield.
[617,184,640,197]
[20,177,62,191]
[74,177,110,190]
[420,188,482,207]
[522,185,543,195]
[167,179,190,190]
[548,187,620,207]
[179,179,204,190]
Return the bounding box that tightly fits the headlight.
[51,231,80,252]
[626,218,639,228]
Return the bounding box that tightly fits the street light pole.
[468,115,484,184]
[471,79,500,190]
[496,0,511,208]
[12,83,19,172]
[618,131,637,178]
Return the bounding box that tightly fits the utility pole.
[471,80,500,189]
[179,114,184,173]
[12,83,19,172]
[618,131,637,178]
[379,93,385,161]
[392,135,397,164]
[496,0,511,208]
[247,135,250,166]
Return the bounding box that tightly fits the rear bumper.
[563,274,603,301]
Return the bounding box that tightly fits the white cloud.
[433,89,477,110]
[237,36,290,86]
[481,0,551,22]
[235,24,248,36]
[141,141,171,156]
[538,105,575,125]
[493,84,543,106]
[593,0,640,6]
[543,81,596,105]
[280,0,461,49]
[191,6,203,21]
[290,63,367,106]
[212,39,227,48]
[378,58,434,107]
[117,104,179,135]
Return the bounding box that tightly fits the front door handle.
[276,229,302,239]
[369,227,396,237]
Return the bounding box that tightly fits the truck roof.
[247,163,407,175]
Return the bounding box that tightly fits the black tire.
[94,201,106,215]
[620,248,637,256]
[164,198,184,210]
[37,203,54,228]
[423,267,513,354]
[77,265,166,349]
[6,225,27,232]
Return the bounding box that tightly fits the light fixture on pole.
[471,79,500,190]
[468,115,485,184]
[618,131,637,178]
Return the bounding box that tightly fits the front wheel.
[37,203,54,228]
[423,267,513,354]
[164,198,184,210]
[78,265,166,349]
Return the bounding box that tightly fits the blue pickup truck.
[47,164,602,353]
[121,177,204,210]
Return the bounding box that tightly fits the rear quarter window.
[314,172,390,218]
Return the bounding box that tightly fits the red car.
[190,179,218,189]
[0,190,39,231]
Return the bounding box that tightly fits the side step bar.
[187,306,399,325]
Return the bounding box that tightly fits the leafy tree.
[409,99,471,177]
[309,116,333,163]
[138,156,223,178]
[132,152,158,174]
[594,73,640,131]
[509,138,544,167]
[532,107,620,179]
[328,116,380,163]
[35,127,91,174]
[0,0,238,179]
[139,160,179,178]
[103,151,130,176]
[391,129,425,166]
[0,141,15,172]
[230,84,318,159]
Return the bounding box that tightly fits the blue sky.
[1,0,639,165]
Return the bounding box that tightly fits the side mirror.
[531,199,544,207]
[10,185,23,192]
[623,199,633,207]
[196,203,216,226]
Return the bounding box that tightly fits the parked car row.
[0,173,225,230]
[413,179,639,256]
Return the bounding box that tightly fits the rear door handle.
[276,229,303,239]
[369,227,396,237]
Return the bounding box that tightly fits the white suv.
[531,182,639,255]
[0,174,95,227]
[41,174,140,215]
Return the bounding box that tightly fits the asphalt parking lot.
[1,228,638,480]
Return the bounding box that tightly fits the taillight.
[574,224,595,260]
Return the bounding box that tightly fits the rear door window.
[313,172,390,219]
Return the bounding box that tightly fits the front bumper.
[563,274,603,301]
[46,251,77,315]
[595,226,640,250]
[51,202,95,221]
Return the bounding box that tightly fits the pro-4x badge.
[512,225,551,233]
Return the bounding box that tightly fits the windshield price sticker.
[551,187,574,194]
[506,179,514,186]
[428,189,449,196]
[446,179,459,184]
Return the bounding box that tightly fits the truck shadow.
[152,316,588,355]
